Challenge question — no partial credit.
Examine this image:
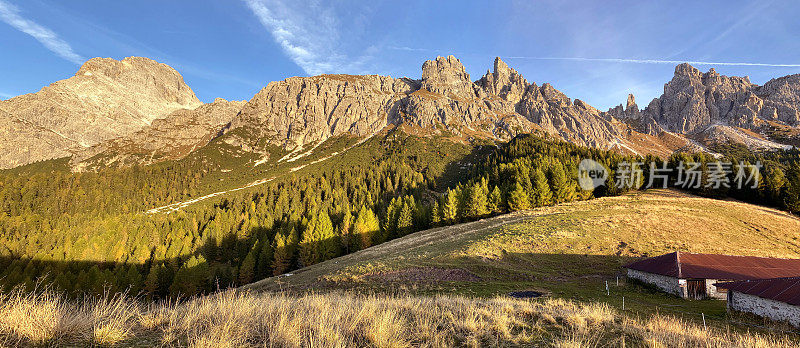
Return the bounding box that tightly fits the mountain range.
[2,55,799,170]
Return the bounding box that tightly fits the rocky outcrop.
[615,63,800,147]
[645,64,758,134]
[71,98,245,170]
[228,56,651,154]
[476,57,529,103]
[394,56,530,138]
[758,74,800,125]
[420,56,481,100]
[229,74,417,150]
[0,57,201,168]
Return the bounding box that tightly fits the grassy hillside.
[3,190,800,346]
[1,289,795,347]
[246,189,800,330]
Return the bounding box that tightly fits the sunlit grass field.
[247,189,800,332]
[1,289,796,347]
[4,189,800,346]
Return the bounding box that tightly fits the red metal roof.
[715,277,800,306]
[624,252,800,280]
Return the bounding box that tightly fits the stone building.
[624,252,800,300]
[715,277,800,327]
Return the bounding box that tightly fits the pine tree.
[339,208,354,253]
[353,206,381,249]
[238,243,258,285]
[507,182,531,211]
[488,186,502,213]
[299,210,338,266]
[783,162,800,213]
[465,181,489,218]
[383,197,402,238]
[256,240,273,279]
[169,256,209,297]
[272,231,292,276]
[550,165,576,204]
[442,188,459,223]
[531,169,553,207]
[124,265,142,294]
[316,210,340,262]
[763,165,787,206]
[430,200,443,226]
[144,264,160,299]
[396,197,415,236]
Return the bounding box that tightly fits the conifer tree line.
[651,148,800,213]
[0,160,206,217]
[0,133,798,298]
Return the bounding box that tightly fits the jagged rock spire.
[477,57,529,102]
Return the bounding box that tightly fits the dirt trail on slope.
[146,145,353,214]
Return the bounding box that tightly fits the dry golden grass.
[248,190,800,294]
[0,288,796,347]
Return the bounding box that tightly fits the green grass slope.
[246,189,800,331]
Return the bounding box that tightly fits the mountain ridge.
[223,55,683,161]
[2,55,799,171]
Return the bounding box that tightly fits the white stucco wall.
[627,269,683,297]
[729,291,800,327]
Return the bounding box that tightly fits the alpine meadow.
[2,1,800,346]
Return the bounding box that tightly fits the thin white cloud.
[243,0,373,75]
[0,0,84,65]
[387,46,433,52]
[505,57,800,68]
[0,91,13,99]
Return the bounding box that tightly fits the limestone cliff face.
[229,74,416,149]
[71,98,245,170]
[227,56,635,153]
[611,63,800,148]
[0,57,201,168]
[645,64,758,134]
[758,74,800,125]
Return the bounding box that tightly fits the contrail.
[504,57,800,68]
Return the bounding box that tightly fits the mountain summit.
[609,63,800,149]
[0,57,201,168]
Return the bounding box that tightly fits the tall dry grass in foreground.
[0,289,795,347]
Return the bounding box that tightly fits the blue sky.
[1,0,799,110]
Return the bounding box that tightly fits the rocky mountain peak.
[605,93,643,122]
[674,62,702,77]
[76,57,144,77]
[493,57,511,79]
[74,56,201,106]
[626,94,638,111]
[0,56,202,169]
[420,55,476,99]
[477,57,529,102]
[611,62,800,149]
